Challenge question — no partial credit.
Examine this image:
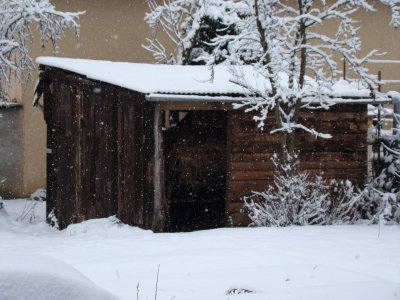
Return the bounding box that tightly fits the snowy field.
[1,199,400,300]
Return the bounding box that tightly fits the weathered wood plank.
[232,121,369,134]
[229,212,250,226]
[231,152,367,162]
[231,140,367,154]
[229,169,365,181]
[231,161,367,171]
[44,78,57,225]
[225,111,234,226]
[143,101,156,229]
[70,83,81,222]
[134,96,145,225]
[229,110,367,123]
[152,105,167,231]
[82,83,97,220]
[115,90,147,227]
[232,133,367,143]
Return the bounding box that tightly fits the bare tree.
[145,0,400,171]
[0,0,84,101]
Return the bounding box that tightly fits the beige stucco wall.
[0,105,23,198]
[352,4,400,93]
[17,1,400,197]
[21,0,153,196]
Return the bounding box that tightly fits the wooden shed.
[35,57,388,231]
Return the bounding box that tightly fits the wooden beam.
[152,105,167,232]
[225,111,233,226]
[157,102,233,111]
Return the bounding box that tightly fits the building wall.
[355,4,400,92]
[16,1,400,197]
[0,106,23,198]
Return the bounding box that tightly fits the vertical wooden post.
[170,111,179,127]
[377,70,382,171]
[393,96,400,134]
[44,71,57,226]
[152,104,166,232]
[378,71,382,92]
[224,111,232,226]
[343,59,346,80]
[74,87,83,221]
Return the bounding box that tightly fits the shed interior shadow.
[163,110,228,232]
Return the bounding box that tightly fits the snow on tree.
[363,103,400,224]
[242,156,367,226]
[0,0,84,101]
[145,0,400,170]
[144,0,247,65]
[243,158,330,226]
[208,0,400,169]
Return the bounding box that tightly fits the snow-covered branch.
[144,0,400,166]
[143,0,246,65]
[0,0,84,101]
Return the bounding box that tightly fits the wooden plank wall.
[44,68,152,229]
[226,104,368,226]
[116,89,149,227]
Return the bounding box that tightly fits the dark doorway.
[163,110,227,231]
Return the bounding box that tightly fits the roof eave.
[146,93,393,105]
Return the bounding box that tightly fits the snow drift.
[0,254,120,300]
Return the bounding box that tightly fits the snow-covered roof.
[36,57,384,100]
[37,57,255,95]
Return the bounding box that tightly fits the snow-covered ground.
[1,199,400,300]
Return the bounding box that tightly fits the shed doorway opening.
[163,110,227,232]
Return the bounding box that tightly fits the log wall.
[226,105,368,226]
